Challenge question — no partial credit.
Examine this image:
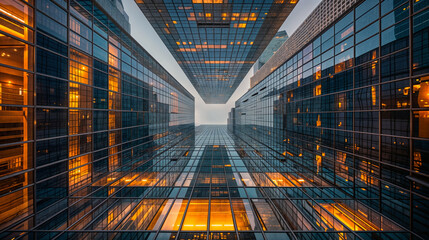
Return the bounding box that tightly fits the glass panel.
[210,199,234,231]
[0,34,33,70]
[412,75,429,108]
[252,199,283,231]
[161,199,187,231]
[181,199,208,231]
[147,199,174,230]
[0,0,33,27]
[232,199,258,231]
[356,5,379,32]
[381,80,410,109]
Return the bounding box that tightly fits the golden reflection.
[161,199,188,231]
[69,154,91,192]
[182,199,208,231]
[210,199,234,231]
[318,202,380,231]
[147,199,174,230]
[266,172,294,187]
[314,84,322,96]
[240,172,256,186]
[232,199,257,230]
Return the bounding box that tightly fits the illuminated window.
[314,84,322,96]
[161,199,188,231]
[69,154,91,192]
[210,199,234,231]
[182,199,208,231]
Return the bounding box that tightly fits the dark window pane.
[36,75,68,107]
[381,110,410,136]
[36,108,68,138]
[381,80,410,109]
[36,48,68,79]
[381,49,409,82]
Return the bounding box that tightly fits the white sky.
[123,0,322,125]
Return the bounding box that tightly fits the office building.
[1,0,429,239]
[135,0,297,104]
[231,0,429,239]
[0,0,194,239]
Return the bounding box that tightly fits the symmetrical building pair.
[0,0,428,239]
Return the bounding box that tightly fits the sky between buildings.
[123,0,322,125]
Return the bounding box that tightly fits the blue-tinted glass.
[36,12,67,42]
[335,23,354,43]
[94,132,108,150]
[381,3,409,29]
[93,45,108,62]
[356,0,378,18]
[94,20,108,38]
[414,0,429,12]
[356,35,379,64]
[322,26,334,42]
[70,32,92,54]
[321,37,334,52]
[70,16,92,40]
[335,35,354,54]
[356,5,379,32]
[381,19,409,55]
[93,111,108,131]
[335,10,354,33]
[381,0,408,16]
[413,9,429,75]
[37,0,67,26]
[94,32,108,49]
[36,33,68,56]
[381,49,409,82]
[356,21,379,43]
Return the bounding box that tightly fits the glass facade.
[0,0,194,238]
[136,0,297,104]
[231,0,429,239]
[1,0,429,239]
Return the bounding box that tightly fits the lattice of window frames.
[69,82,92,108]
[109,148,120,172]
[109,111,121,130]
[69,154,91,192]
[109,91,121,110]
[70,49,92,85]
[69,109,92,135]
[69,134,92,158]
[108,43,120,68]
[109,130,121,146]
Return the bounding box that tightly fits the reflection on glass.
[162,199,188,231]
[147,199,174,230]
[182,199,208,231]
[232,199,258,231]
[240,172,256,186]
[252,199,283,230]
[210,199,234,231]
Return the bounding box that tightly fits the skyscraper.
[231,0,429,238]
[0,0,194,238]
[135,0,297,103]
[1,0,429,239]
